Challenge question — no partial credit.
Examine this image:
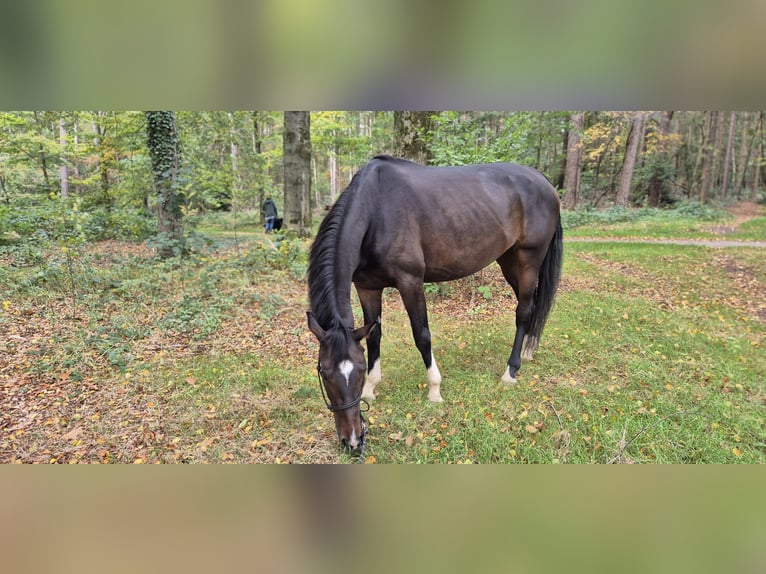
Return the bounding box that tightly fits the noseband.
[316,360,369,463]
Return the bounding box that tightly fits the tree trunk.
[393,111,435,164]
[283,111,312,238]
[754,112,765,195]
[92,112,112,206]
[330,149,338,203]
[32,111,51,193]
[616,112,645,207]
[700,111,720,202]
[734,112,751,197]
[72,114,81,195]
[562,112,584,209]
[252,112,265,220]
[647,111,675,207]
[554,120,568,190]
[145,111,184,259]
[59,115,69,199]
[228,112,238,211]
[720,111,736,198]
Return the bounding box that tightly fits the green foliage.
[561,201,728,230]
[0,198,156,257]
[424,282,452,297]
[234,234,308,280]
[428,111,570,174]
[429,112,534,166]
[477,285,493,300]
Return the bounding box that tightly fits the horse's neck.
[333,204,368,326]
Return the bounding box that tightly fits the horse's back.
[355,157,560,284]
[369,157,559,243]
[370,156,557,209]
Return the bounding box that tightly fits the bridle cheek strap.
[316,360,369,413]
[316,361,370,463]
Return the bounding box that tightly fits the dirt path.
[569,201,766,248]
[566,238,766,248]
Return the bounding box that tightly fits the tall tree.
[646,111,676,207]
[59,114,69,198]
[32,111,52,193]
[734,112,751,197]
[616,112,645,207]
[562,112,584,209]
[394,111,435,164]
[283,111,312,237]
[145,111,184,258]
[92,111,113,206]
[700,111,720,202]
[754,112,765,195]
[252,111,266,222]
[720,111,737,198]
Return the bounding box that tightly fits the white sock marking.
[501,366,517,385]
[362,358,381,401]
[521,335,538,361]
[427,353,441,385]
[427,353,443,402]
[367,358,381,385]
[338,360,353,386]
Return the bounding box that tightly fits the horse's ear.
[307,311,326,341]
[352,318,379,341]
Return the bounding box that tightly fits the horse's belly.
[423,254,499,282]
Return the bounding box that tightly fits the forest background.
[1,111,763,253]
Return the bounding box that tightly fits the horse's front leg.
[356,287,383,401]
[397,279,443,403]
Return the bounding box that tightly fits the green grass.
[120,240,764,464]
[336,252,764,463]
[731,216,766,240]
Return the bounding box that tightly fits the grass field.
[1,204,764,463]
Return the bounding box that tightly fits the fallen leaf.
[525,424,538,434]
[62,427,83,441]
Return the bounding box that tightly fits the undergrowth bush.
[561,201,728,229]
[0,199,156,246]
[234,234,308,279]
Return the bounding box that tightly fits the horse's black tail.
[522,217,563,359]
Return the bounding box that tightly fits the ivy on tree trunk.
[145,111,185,258]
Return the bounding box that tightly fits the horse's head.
[307,312,377,450]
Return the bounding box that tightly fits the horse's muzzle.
[340,428,361,451]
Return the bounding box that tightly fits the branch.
[607,409,699,464]
[546,401,564,430]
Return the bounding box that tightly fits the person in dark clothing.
[262,196,278,233]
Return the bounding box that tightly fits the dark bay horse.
[307,155,563,450]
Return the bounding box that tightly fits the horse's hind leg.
[497,248,543,384]
[356,287,383,401]
[397,278,443,403]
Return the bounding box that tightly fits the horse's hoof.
[361,382,377,402]
[501,367,518,385]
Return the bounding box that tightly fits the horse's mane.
[307,165,370,357]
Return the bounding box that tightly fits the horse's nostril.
[341,436,360,451]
